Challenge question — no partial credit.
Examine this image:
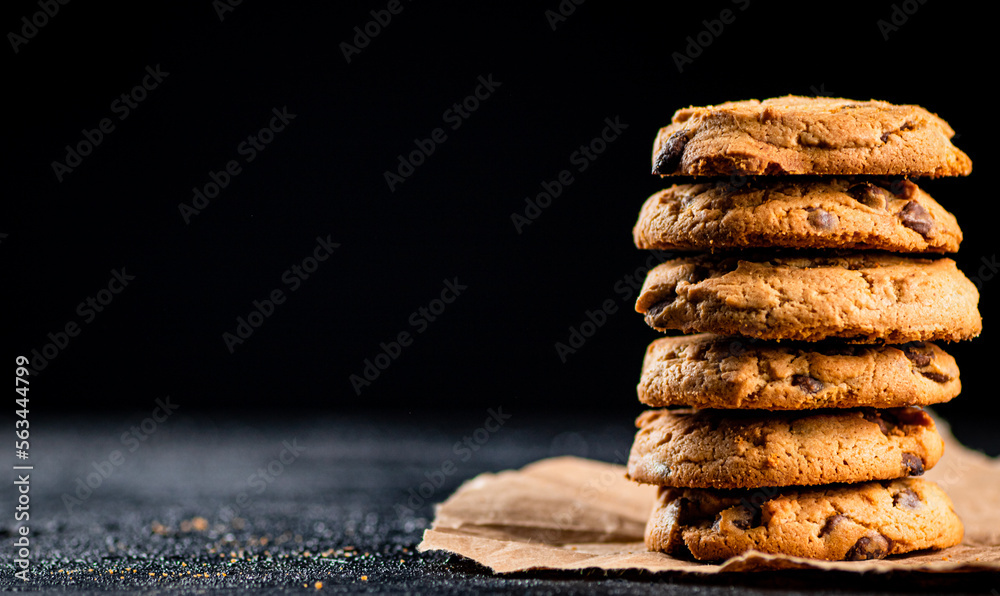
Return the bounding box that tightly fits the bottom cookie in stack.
[644,478,963,561]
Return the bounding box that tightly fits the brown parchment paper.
[418,420,1000,574]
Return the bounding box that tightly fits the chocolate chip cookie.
[639,334,960,410]
[627,407,943,489]
[636,252,981,343]
[633,178,961,253]
[652,96,972,178]
[645,477,963,561]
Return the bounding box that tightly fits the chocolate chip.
[847,182,891,210]
[921,371,951,383]
[674,496,695,524]
[902,453,925,476]
[901,343,932,367]
[862,410,892,436]
[819,514,847,537]
[880,125,915,143]
[899,200,934,238]
[879,409,900,425]
[888,179,917,200]
[806,207,837,230]
[893,488,923,510]
[646,299,672,316]
[845,534,891,561]
[644,301,671,329]
[730,502,762,530]
[791,374,824,394]
[886,407,933,427]
[654,130,689,174]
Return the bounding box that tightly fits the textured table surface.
[2,410,997,594]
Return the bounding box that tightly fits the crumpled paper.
[419,421,1000,574]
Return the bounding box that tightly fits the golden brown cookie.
[635,252,981,343]
[644,478,963,561]
[652,96,972,178]
[627,407,943,489]
[638,334,960,410]
[633,178,961,253]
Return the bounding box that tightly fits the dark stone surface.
[1,411,997,594]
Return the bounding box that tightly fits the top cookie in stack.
[651,96,972,178]
[628,96,981,563]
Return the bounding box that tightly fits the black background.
[7,1,998,445]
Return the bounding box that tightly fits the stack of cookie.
[626,96,981,562]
